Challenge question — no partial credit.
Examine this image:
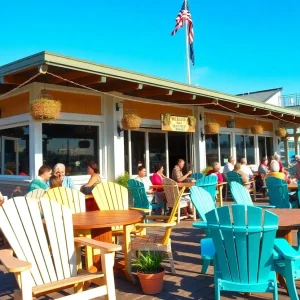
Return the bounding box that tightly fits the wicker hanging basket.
[30,89,61,121]
[204,122,220,134]
[250,125,264,134]
[275,127,287,138]
[121,113,141,130]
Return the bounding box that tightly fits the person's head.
[53,163,66,181]
[87,161,99,175]
[274,154,281,162]
[234,163,242,172]
[295,155,300,164]
[138,166,146,178]
[176,159,185,169]
[38,165,52,181]
[270,160,280,172]
[49,175,62,188]
[261,157,268,166]
[240,158,247,165]
[212,162,221,172]
[228,156,235,165]
[154,163,164,174]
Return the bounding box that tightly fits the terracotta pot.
[137,269,165,294]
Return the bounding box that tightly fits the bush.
[132,251,167,274]
[115,172,130,188]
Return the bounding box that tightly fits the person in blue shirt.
[47,163,76,189]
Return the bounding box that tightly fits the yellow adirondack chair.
[128,187,186,275]
[44,187,86,213]
[92,182,150,237]
[0,198,121,300]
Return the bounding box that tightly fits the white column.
[194,106,206,172]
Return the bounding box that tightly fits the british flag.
[171,0,195,66]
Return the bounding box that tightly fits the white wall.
[265,90,281,106]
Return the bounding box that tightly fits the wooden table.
[73,210,144,282]
[288,183,298,191]
[151,182,227,207]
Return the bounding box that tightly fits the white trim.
[0,85,31,100]
[40,112,105,123]
[0,114,30,127]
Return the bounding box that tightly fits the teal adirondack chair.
[191,172,203,180]
[190,186,216,274]
[206,205,279,300]
[229,182,274,208]
[225,171,256,201]
[195,175,218,206]
[266,177,297,208]
[127,179,165,214]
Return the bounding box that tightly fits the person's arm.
[84,175,98,187]
[67,177,76,189]
[177,170,192,182]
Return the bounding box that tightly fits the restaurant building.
[0,51,299,194]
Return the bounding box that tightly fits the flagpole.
[185,4,191,84]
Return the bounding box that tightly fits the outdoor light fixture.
[200,129,205,141]
[199,114,203,121]
[117,122,124,137]
[115,102,123,112]
[253,107,256,111]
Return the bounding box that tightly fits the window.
[130,131,145,175]
[235,135,254,164]
[258,136,274,160]
[205,135,218,166]
[0,125,29,175]
[42,124,99,175]
[148,133,166,173]
[219,134,231,165]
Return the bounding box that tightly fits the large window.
[149,133,166,173]
[42,124,99,175]
[235,135,255,164]
[130,131,145,175]
[258,136,274,160]
[0,126,29,175]
[219,134,231,165]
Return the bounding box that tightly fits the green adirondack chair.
[195,175,218,206]
[190,186,216,274]
[206,205,279,300]
[127,179,165,215]
[190,172,203,180]
[229,182,274,208]
[266,177,298,208]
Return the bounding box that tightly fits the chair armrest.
[74,237,122,252]
[129,207,152,213]
[257,205,276,209]
[192,221,208,229]
[145,215,169,220]
[274,238,300,260]
[288,192,296,196]
[0,249,32,273]
[182,193,190,196]
[135,222,176,228]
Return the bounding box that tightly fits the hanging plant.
[188,116,196,129]
[121,113,141,130]
[162,113,171,126]
[275,127,287,138]
[251,125,264,134]
[204,122,220,134]
[30,89,61,121]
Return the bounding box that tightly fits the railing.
[281,93,300,107]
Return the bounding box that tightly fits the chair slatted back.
[0,197,76,287]
[206,205,278,284]
[127,179,150,210]
[162,178,179,208]
[190,186,216,222]
[266,177,291,208]
[190,173,203,180]
[26,188,46,199]
[161,187,185,245]
[226,171,244,185]
[230,182,253,206]
[44,187,86,213]
[195,175,218,205]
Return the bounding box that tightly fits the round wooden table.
[288,183,298,191]
[73,210,144,282]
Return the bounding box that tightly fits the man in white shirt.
[240,158,253,181]
[223,156,235,175]
[135,166,154,202]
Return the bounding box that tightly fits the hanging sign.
[161,114,196,133]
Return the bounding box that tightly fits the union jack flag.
[171,0,195,66]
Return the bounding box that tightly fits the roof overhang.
[1,51,299,125]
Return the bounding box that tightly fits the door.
[2,137,19,175]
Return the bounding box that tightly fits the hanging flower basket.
[188,116,196,129]
[162,113,171,126]
[121,113,141,130]
[251,125,264,134]
[204,122,220,134]
[30,89,61,121]
[275,127,287,138]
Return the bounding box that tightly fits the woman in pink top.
[207,162,223,184]
[151,163,166,191]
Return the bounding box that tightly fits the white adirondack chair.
[44,187,86,213]
[26,188,45,199]
[0,197,121,300]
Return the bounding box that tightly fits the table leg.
[122,224,136,283]
[218,186,223,207]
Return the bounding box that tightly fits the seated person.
[28,165,52,192]
[80,161,101,195]
[151,163,167,206]
[257,157,269,192]
[136,166,155,202]
[240,158,254,181]
[171,159,192,182]
[267,160,291,183]
[49,175,62,189]
[52,163,75,189]
[207,162,223,183]
[233,163,248,185]
[223,156,235,176]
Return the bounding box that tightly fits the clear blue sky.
[0,0,299,95]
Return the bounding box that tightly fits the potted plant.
[132,251,167,295]
[121,113,141,130]
[115,172,130,188]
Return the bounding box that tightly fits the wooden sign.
[161,114,196,133]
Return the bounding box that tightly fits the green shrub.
[201,165,213,175]
[115,172,130,188]
[132,251,167,274]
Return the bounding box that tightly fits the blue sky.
[0,0,299,95]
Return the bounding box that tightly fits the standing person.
[223,156,235,176]
[171,159,192,182]
[207,162,223,183]
[80,161,101,195]
[240,158,254,181]
[28,165,52,192]
[52,163,75,189]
